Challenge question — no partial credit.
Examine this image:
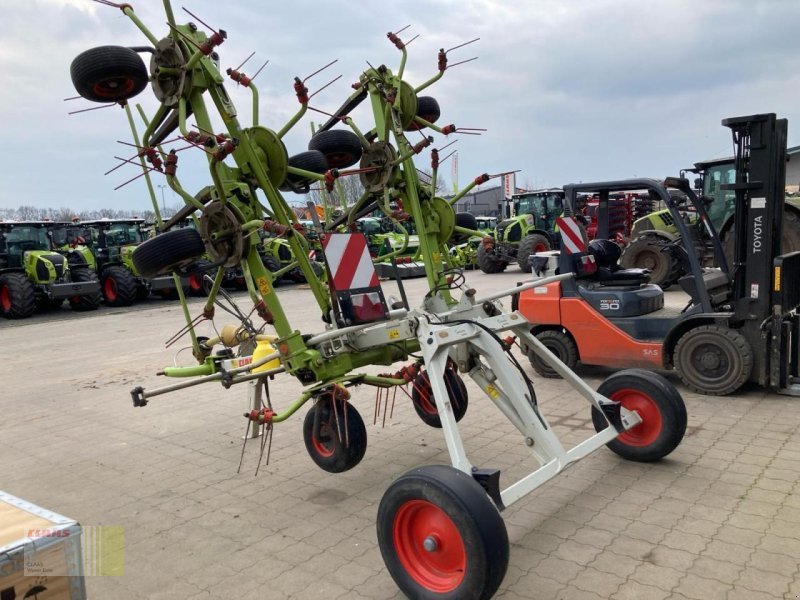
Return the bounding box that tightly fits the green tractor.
[476,189,564,273]
[82,219,185,305]
[447,215,496,269]
[621,158,800,287]
[0,221,101,318]
[49,221,97,271]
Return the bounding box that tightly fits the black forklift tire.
[279,151,329,193]
[70,46,149,103]
[132,228,206,278]
[527,329,578,378]
[404,96,441,131]
[673,325,753,396]
[592,369,687,462]
[68,267,101,311]
[308,130,363,169]
[517,233,551,274]
[302,400,367,473]
[0,273,36,319]
[101,265,137,307]
[476,243,507,274]
[411,368,469,428]
[377,464,508,600]
[620,233,676,288]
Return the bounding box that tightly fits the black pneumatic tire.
[517,233,551,273]
[377,465,509,600]
[308,130,363,169]
[476,243,507,274]
[0,273,36,319]
[70,46,149,103]
[101,265,137,307]
[279,151,329,193]
[68,267,101,311]
[527,329,578,378]
[591,368,687,462]
[132,228,206,278]
[673,325,753,396]
[302,401,367,473]
[411,368,469,428]
[620,233,676,289]
[404,96,441,131]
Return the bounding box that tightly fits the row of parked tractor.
[0,217,326,319]
[473,157,800,288]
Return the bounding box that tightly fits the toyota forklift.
[517,113,800,397]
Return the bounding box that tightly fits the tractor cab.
[0,222,54,270]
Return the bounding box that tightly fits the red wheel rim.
[189,274,202,291]
[393,499,466,592]
[1,286,10,312]
[534,242,548,252]
[104,278,117,302]
[609,388,662,447]
[92,77,135,99]
[311,422,335,458]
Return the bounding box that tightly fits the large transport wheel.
[302,400,367,473]
[411,368,469,428]
[68,267,101,311]
[187,260,214,297]
[476,243,507,274]
[279,151,329,193]
[527,329,578,378]
[132,228,206,278]
[0,273,36,319]
[722,209,800,268]
[673,325,753,396]
[404,96,441,131]
[377,465,509,600]
[591,368,687,462]
[620,233,678,288]
[308,129,363,169]
[70,46,148,103]
[517,233,551,273]
[101,265,137,307]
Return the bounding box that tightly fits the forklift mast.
[722,113,787,323]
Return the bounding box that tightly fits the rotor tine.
[68,103,117,115]
[446,56,478,70]
[344,396,350,447]
[404,34,420,47]
[63,95,82,102]
[114,170,151,191]
[235,51,256,72]
[436,139,458,153]
[251,60,269,81]
[255,423,269,476]
[167,23,203,51]
[393,24,411,35]
[446,37,480,54]
[374,388,380,425]
[303,59,338,83]
[308,75,342,100]
[390,387,397,419]
[382,389,389,428]
[237,418,251,474]
[332,393,343,444]
[105,155,138,176]
[181,7,220,36]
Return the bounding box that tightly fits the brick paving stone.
[746,548,799,577]
[646,547,696,572]
[691,556,743,582]
[673,574,732,600]
[735,566,794,597]
[587,550,640,578]
[534,556,584,584]
[553,585,605,600]
[630,563,685,592]
[611,580,670,600]
[554,539,604,566]
[568,566,625,597]
[512,573,566,599]
[702,540,753,565]
[714,524,763,547]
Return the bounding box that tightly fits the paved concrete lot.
[2,270,799,599]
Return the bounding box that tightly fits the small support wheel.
[302,400,367,473]
[377,465,508,600]
[70,46,148,103]
[411,368,468,428]
[527,329,578,378]
[591,368,687,462]
[308,129,363,169]
[673,325,753,395]
[132,228,206,278]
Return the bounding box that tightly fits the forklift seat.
[587,239,650,287]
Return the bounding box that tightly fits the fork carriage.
[71,3,687,597]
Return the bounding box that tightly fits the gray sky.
[2,0,800,212]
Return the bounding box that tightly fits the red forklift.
[516,113,800,396]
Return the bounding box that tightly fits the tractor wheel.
[279,151,329,193]
[70,46,148,103]
[620,233,678,289]
[377,465,508,600]
[722,209,800,268]
[411,368,469,428]
[673,325,753,395]
[101,265,137,307]
[261,255,282,286]
[302,400,367,473]
[187,260,214,297]
[476,243,507,274]
[527,329,578,378]
[591,369,687,462]
[308,130,363,169]
[517,233,551,273]
[404,96,441,131]
[0,273,36,319]
[132,228,206,278]
[68,267,101,311]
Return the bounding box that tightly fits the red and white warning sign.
[556,216,586,255]
[322,233,379,291]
